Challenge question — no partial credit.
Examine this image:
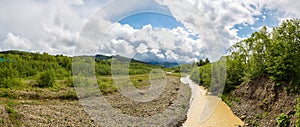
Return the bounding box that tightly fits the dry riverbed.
[0,75,191,126]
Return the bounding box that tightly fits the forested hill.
[190,19,300,126]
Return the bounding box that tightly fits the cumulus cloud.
[0,33,32,51]
[263,0,300,19]
[0,0,299,62]
[0,0,86,55]
[75,1,206,63]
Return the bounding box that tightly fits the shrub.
[0,78,23,88]
[276,113,290,127]
[37,70,55,88]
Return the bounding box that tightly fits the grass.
[0,72,177,100]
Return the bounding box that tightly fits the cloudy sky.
[0,0,299,63]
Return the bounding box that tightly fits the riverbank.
[181,76,244,127]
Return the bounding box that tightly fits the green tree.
[265,19,300,82]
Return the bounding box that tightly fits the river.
[180,76,244,127]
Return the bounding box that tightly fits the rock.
[241,115,247,120]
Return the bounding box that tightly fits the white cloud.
[0,33,32,51]
[0,0,86,55]
[263,0,300,19]
[67,0,84,5]
[96,22,205,63]
[0,0,299,62]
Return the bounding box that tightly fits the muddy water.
[181,76,244,127]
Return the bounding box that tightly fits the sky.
[0,0,299,63]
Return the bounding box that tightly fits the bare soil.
[231,76,299,127]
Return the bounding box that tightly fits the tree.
[265,19,300,82]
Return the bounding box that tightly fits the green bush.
[296,98,300,127]
[276,113,290,127]
[36,70,55,88]
[0,78,23,88]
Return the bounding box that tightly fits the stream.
[180,76,244,127]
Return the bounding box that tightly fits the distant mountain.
[95,54,112,60]
[95,54,147,64]
[0,50,178,67]
[0,50,33,55]
[147,62,179,68]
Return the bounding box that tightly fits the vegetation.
[195,58,210,67]
[296,98,300,127]
[190,19,300,94]
[0,50,164,99]
[37,70,55,88]
[276,113,290,127]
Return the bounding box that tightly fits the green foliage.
[37,70,55,88]
[276,113,290,127]
[296,98,300,127]
[228,19,300,84]
[0,65,23,88]
[265,19,300,82]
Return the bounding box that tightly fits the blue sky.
[119,12,184,29]
[119,7,280,39]
[233,7,281,38]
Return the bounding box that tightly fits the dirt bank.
[231,76,298,126]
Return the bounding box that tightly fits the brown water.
[181,76,244,127]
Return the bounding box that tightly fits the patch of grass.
[220,94,232,107]
[0,89,17,99]
[181,102,187,109]
[97,77,117,95]
[5,103,22,126]
[233,97,241,104]
[263,112,269,117]
[252,120,259,126]
[58,90,78,100]
[255,113,263,119]
[130,75,150,89]
[0,118,3,124]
